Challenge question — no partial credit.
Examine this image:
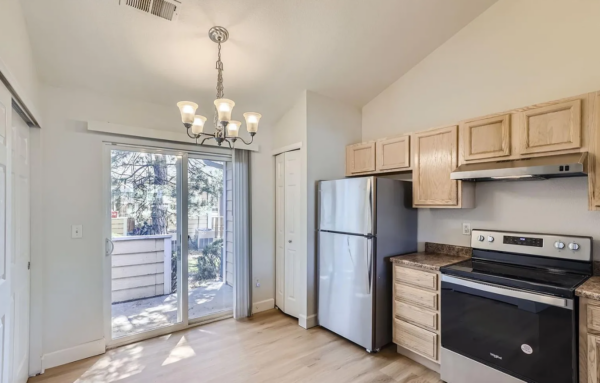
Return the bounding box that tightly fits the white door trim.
[271,142,302,156]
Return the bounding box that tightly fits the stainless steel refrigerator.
[317,177,417,352]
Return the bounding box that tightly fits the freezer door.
[318,177,373,235]
[318,231,373,350]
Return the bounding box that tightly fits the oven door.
[441,275,576,383]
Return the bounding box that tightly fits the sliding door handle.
[105,238,114,256]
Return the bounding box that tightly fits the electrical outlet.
[72,224,83,239]
[255,279,260,287]
[462,223,471,235]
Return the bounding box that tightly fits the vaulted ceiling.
[21,0,496,126]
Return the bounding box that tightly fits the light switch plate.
[462,223,471,235]
[72,224,83,239]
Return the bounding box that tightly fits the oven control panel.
[471,229,592,262]
[503,235,543,247]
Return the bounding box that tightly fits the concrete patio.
[111,281,233,339]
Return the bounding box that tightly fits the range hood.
[451,152,588,181]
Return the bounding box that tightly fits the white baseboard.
[298,314,318,329]
[42,338,105,371]
[252,298,274,314]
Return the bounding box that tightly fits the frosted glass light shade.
[243,112,261,133]
[177,101,198,124]
[214,98,235,122]
[227,120,240,137]
[191,115,207,134]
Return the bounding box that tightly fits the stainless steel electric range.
[440,229,592,383]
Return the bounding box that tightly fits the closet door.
[283,151,301,318]
[275,154,285,311]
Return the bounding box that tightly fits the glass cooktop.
[441,258,590,298]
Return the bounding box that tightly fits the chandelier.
[177,26,261,148]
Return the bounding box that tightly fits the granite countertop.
[576,276,600,300]
[390,243,472,272]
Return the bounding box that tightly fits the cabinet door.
[588,334,600,383]
[376,136,410,171]
[591,93,600,210]
[462,114,510,161]
[518,99,582,154]
[346,142,376,175]
[413,126,459,206]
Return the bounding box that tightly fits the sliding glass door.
[108,148,183,340]
[186,156,232,322]
[105,145,232,345]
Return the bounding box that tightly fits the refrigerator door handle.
[367,238,373,294]
[367,178,373,235]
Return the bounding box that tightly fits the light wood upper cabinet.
[376,135,410,171]
[462,114,510,161]
[346,141,376,175]
[518,98,582,155]
[592,92,600,210]
[413,125,473,208]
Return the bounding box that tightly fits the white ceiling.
[22,0,496,126]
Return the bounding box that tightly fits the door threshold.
[107,310,234,350]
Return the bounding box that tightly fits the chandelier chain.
[214,41,224,130]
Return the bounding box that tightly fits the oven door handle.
[441,275,573,310]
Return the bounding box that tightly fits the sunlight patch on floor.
[162,336,196,366]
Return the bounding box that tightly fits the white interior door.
[0,82,29,383]
[283,150,301,318]
[11,108,30,383]
[275,154,285,311]
[0,79,11,383]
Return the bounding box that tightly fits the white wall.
[361,0,600,254]
[272,91,361,326]
[306,91,361,319]
[0,0,41,120]
[273,91,307,150]
[38,85,275,366]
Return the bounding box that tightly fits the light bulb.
[227,120,240,137]
[191,115,207,134]
[243,112,261,133]
[213,98,235,122]
[177,101,198,124]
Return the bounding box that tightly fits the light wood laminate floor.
[29,309,441,383]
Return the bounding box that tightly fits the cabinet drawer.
[394,266,438,290]
[394,283,438,311]
[393,318,438,360]
[588,305,600,333]
[394,301,438,331]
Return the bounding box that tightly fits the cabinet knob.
[288,240,292,243]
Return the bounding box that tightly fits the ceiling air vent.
[122,0,181,21]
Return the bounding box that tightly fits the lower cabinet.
[579,297,600,382]
[392,264,440,363]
